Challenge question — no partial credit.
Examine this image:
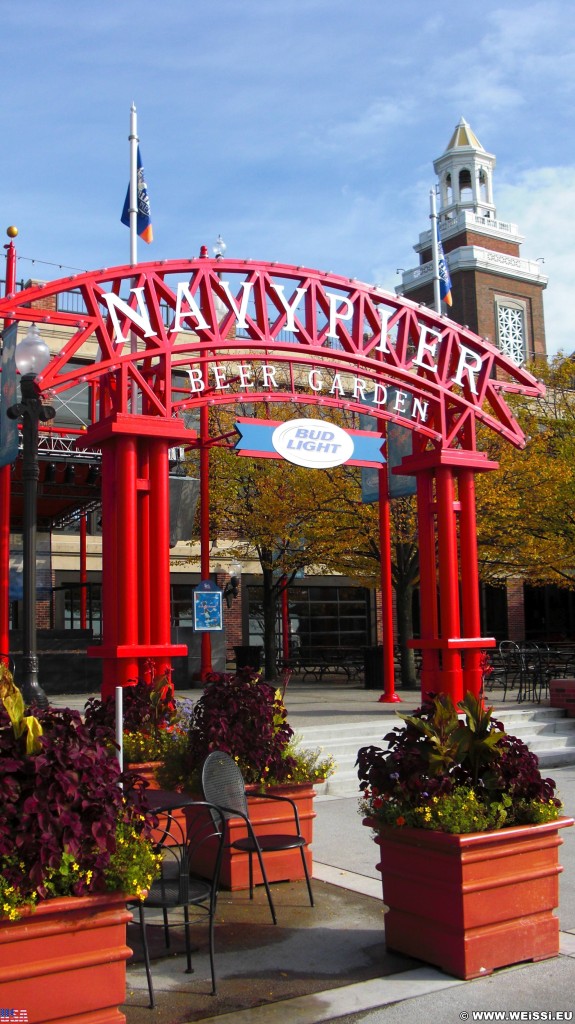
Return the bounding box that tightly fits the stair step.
[301,705,575,797]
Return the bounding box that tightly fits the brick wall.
[506,581,525,642]
[403,269,546,357]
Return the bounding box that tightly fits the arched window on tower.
[479,167,489,206]
[459,167,473,204]
[445,172,453,206]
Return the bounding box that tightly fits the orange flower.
[396,815,406,827]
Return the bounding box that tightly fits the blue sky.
[1,0,573,355]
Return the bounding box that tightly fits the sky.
[1,0,573,356]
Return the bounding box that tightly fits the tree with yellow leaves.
[475,355,575,589]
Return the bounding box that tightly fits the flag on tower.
[121,146,153,243]
[436,224,452,306]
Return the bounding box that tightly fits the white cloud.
[498,167,575,356]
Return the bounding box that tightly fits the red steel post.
[100,443,118,698]
[378,461,400,702]
[199,404,212,678]
[458,469,483,698]
[435,466,463,705]
[148,438,172,676]
[415,470,440,696]
[137,443,151,651]
[114,435,139,686]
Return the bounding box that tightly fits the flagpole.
[129,103,138,265]
[429,188,441,314]
[128,104,139,412]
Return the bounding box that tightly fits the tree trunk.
[261,562,278,682]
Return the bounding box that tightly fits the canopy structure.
[0,257,544,700]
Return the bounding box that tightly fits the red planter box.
[365,816,574,980]
[549,678,575,717]
[0,893,133,1024]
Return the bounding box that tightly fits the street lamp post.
[7,324,55,708]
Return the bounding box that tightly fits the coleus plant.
[357,691,562,833]
[0,667,159,919]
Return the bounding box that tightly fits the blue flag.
[121,146,153,242]
[437,224,452,306]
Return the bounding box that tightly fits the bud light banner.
[234,418,385,469]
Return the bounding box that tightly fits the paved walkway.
[51,681,575,1023]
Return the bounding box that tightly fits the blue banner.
[0,323,19,467]
[235,419,385,467]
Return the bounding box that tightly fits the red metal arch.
[0,258,543,451]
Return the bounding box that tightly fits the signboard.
[0,323,19,467]
[235,417,385,468]
[193,580,223,631]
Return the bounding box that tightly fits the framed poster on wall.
[193,580,223,631]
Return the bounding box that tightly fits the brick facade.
[400,269,546,358]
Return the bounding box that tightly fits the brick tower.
[398,117,548,364]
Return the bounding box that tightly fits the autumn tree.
[204,403,365,680]
[475,355,575,588]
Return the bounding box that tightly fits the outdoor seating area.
[279,647,364,684]
[485,641,575,704]
[132,751,317,1007]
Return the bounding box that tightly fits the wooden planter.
[0,892,133,1024]
[365,815,574,980]
[188,782,317,890]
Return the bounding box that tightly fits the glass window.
[171,584,195,627]
[63,582,101,635]
[247,583,371,653]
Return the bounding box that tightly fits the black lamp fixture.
[7,324,55,708]
[224,559,242,608]
[86,463,100,485]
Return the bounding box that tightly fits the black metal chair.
[498,641,525,700]
[129,799,227,1008]
[201,750,314,926]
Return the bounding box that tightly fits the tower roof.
[446,117,484,152]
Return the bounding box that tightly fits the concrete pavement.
[50,680,575,1023]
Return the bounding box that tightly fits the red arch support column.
[414,469,440,697]
[401,450,498,705]
[85,413,193,698]
[459,468,487,698]
[148,438,172,676]
[436,465,463,704]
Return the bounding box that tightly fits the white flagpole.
[128,104,138,411]
[429,187,441,314]
[129,103,138,265]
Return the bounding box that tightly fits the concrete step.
[300,706,575,797]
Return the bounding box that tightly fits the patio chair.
[498,641,525,700]
[201,750,314,925]
[129,799,226,1008]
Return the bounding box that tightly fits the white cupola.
[433,117,496,221]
